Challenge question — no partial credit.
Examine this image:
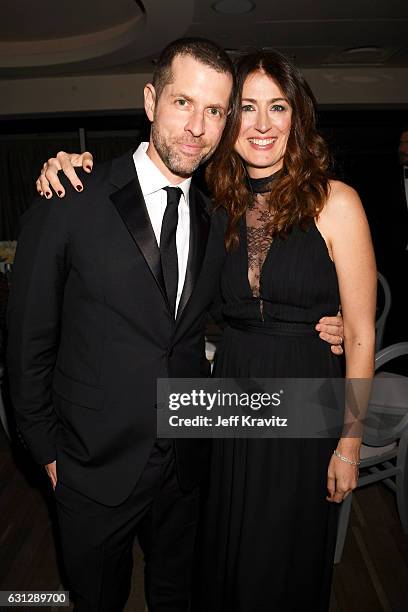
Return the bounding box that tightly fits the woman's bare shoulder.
[323,180,364,219]
[328,179,360,202]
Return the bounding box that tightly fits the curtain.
[0,135,80,240]
[0,127,147,240]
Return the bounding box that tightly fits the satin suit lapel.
[109,153,167,303]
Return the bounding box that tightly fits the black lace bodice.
[246,174,277,298]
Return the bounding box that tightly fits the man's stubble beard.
[151,122,215,178]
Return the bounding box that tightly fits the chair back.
[363,342,408,447]
[375,272,392,351]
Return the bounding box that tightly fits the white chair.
[334,342,408,564]
[375,271,392,352]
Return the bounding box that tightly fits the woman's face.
[234,70,292,178]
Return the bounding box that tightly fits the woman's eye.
[271,104,285,112]
[242,105,254,112]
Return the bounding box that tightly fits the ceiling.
[1,0,407,79]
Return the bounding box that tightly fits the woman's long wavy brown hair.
[205,50,332,250]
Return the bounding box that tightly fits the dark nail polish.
[57,191,63,196]
[76,185,83,192]
[46,192,51,198]
[85,166,92,171]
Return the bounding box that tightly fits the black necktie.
[160,186,182,316]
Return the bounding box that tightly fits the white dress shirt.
[133,142,191,315]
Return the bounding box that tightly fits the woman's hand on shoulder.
[36,151,94,199]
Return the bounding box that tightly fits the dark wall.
[0,112,150,240]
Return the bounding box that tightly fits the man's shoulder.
[20,152,137,235]
[190,180,212,213]
[60,149,137,198]
[189,181,228,228]
[59,158,113,197]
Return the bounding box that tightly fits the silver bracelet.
[333,449,361,466]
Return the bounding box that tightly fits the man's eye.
[208,108,221,116]
[176,99,188,106]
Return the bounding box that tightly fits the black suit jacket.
[7,151,227,505]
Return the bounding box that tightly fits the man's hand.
[315,310,344,355]
[45,460,57,490]
[36,151,93,198]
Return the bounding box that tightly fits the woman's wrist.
[335,438,362,464]
[333,449,360,466]
[337,437,362,450]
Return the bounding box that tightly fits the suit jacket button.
[166,348,173,358]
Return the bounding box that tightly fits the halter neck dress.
[195,173,342,611]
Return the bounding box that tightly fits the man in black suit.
[8,38,234,612]
[8,37,343,612]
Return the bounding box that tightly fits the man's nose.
[185,110,205,137]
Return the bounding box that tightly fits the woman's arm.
[317,180,377,503]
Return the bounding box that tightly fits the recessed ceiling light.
[341,46,382,56]
[213,1,255,15]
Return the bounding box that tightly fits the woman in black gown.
[194,51,376,611]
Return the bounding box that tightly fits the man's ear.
[144,83,156,122]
